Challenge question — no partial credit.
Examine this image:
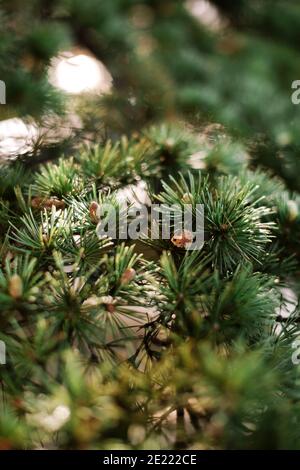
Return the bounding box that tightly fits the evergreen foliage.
[1,0,300,450]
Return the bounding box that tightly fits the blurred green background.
[1,0,300,188]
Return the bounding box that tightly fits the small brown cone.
[8,274,23,299]
[106,303,116,313]
[31,197,65,210]
[120,268,136,285]
[89,201,100,224]
[171,230,193,249]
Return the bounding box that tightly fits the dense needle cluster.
[1,0,300,450]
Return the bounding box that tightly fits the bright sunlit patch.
[0,118,38,157]
[50,52,112,94]
[186,0,225,30]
